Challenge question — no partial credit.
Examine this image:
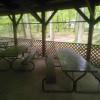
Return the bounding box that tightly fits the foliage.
[0,6,100,44]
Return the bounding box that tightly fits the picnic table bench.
[12,51,35,72]
[42,55,57,92]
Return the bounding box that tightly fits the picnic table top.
[56,48,97,72]
[0,46,27,57]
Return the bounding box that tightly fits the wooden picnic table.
[0,46,28,70]
[56,48,97,92]
[0,46,27,57]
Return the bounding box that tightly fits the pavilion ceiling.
[0,0,100,15]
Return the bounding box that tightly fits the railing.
[0,37,100,67]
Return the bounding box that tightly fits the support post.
[12,14,17,46]
[42,11,46,57]
[86,19,94,61]
[31,10,57,57]
[8,14,23,46]
[86,2,95,61]
[73,0,95,61]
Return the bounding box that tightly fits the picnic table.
[0,46,28,70]
[0,46,27,57]
[0,41,8,49]
[56,48,97,92]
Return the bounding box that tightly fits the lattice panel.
[18,38,32,47]
[33,40,42,56]
[91,45,100,67]
[54,42,87,59]
[46,41,56,56]
[0,38,100,67]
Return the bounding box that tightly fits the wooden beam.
[41,11,46,57]
[8,15,13,22]
[8,13,23,46]
[75,8,90,23]
[31,11,42,23]
[71,0,90,23]
[8,13,23,25]
[95,16,100,24]
[46,10,57,25]
[85,0,95,20]
[86,21,94,61]
[86,4,95,61]
[16,13,23,25]
[12,14,18,46]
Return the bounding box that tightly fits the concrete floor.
[0,58,100,100]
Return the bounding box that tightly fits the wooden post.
[8,14,23,46]
[12,14,17,46]
[86,18,94,61]
[74,0,95,61]
[86,2,95,61]
[31,10,57,57]
[42,11,46,57]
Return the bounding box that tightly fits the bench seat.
[12,52,35,71]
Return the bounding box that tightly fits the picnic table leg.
[4,58,17,70]
[64,72,87,92]
[73,72,87,92]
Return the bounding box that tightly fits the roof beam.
[8,13,23,26]
[72,0,90,23]
[75,7,90,23]
[8,13,23,46]
[16,13,23,25]
[31,11,42,23]
[46,10,57,25]
[95,16,100,24]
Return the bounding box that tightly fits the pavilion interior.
[0,0,100,100]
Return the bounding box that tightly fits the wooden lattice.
[91,45,100,67]
[55,42,87,59]
[0,37,100,67]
